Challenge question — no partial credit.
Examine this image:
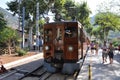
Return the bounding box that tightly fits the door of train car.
[53,23,64,61]
[43,22,64,61]
[43,23,55,59]
[64,22,78,62]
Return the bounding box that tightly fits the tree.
[0,13,7,29]
[91,26,104,41]
[94,12,120,41]
[7,0,91,30]
[0,27,18,54]
[64,1,91,34]
[7,0,50,29]
[7,0,92,37]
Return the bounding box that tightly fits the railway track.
[0,65,80,80]
[0,55,86,80]
[20,65,80,80]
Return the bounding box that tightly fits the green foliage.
[54,0,66,14]
[94,12,120,41]
[6,0,18,16]
[7,0,91,35]
[0,13,7,29]
[15,46,28,56]
[63,0,75,20]
[91,26,104,41]
[39,19,45,34]
[94,12,120,30]
[7,0,51,35]
[0,27,20,54]
[16,49,27,56]
[0,27,17,43]
[112,39,120,47]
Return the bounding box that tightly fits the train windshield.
[65,26,77,38]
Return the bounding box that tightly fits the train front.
[43,22,81,74]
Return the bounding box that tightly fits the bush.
[112,39,120,47]
[23,47,29,52]
[16,49,27,56]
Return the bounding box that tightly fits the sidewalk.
[4,52,43,69]
[77,49,120,80]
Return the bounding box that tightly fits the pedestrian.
[108,43,114,64]
[36,36,39,51]
[95,42,99,55]
[39,36,43,52]
[118,45,120,52]
[102,41,108,63]
[33,40,36,50]
[90,41,95,54]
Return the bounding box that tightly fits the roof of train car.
[44,21,82,26]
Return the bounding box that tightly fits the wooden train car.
[43,21,89,74]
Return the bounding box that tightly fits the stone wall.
[0,47,15,55]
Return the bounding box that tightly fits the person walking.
[102,41,108,63]
[33,40,36,50]
[39,36,43,52]
[90,41,95,54]
[36,36,39,51]
[95,42,99,55]
[108,43,114,64]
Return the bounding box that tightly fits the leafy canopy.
[0,27,17,44]
[0,13,7,29]
[94,12,120,31]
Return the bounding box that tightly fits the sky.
[0,0,12,9]
[75,0,105,16]
[0,0,105,17]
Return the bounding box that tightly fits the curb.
[4,53,43,69]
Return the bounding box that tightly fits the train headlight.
[68,46,73,52]
[45,46,49,50]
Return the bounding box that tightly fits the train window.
[44,29,52,35]
[45,35,53,42]
[44,29,52,42]
[65,26,77,38]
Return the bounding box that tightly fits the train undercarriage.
[44,50,80,74]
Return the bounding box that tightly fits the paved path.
[4,52,43,70]
[77,49,120,80]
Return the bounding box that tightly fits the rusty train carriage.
[43,21,88,74]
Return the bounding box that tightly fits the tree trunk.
[7,40,12,55]
[29,27,33,50]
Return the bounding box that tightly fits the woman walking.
[102,41,108,63]
[95,42,99,55]
[108,43,114,64]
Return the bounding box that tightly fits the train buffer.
[76,49,120,80]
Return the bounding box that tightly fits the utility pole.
[36,2,40,51]
[36,2,39,36]
[22,7,25,48]
[18,0,21,30]
[18,0,25,48]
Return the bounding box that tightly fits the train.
[43,21,90,74]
